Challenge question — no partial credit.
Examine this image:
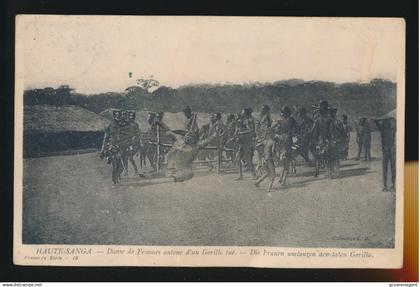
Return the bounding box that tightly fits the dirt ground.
[22,131,395,248]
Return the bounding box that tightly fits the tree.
[124,86,146,95]
[56,85,75,96]
[136,76,160,92]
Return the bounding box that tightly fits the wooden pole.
[156,124,160,172]
[100,130,108,154]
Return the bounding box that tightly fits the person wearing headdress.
[310,100,332,178]
[277,105,298,185]
[235,107,256,180]
[113,110,137,177]
[375,112,396,191]
[182,106,199,145]
[100,109,124,184]
[356,117,371,161]
[101,110,121,158]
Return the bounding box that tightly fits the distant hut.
[24,105,110,157]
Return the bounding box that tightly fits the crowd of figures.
[100,99,396,193]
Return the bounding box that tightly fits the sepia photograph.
[14,15,405,267]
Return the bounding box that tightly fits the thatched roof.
[25,105,110,133]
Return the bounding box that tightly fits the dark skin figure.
[375,118,396,191]
[254,132,277,193]
[278,108,297,185]
[356,118,371,161]
[236,109,256,180]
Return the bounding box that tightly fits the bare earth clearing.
[23,132,395,248]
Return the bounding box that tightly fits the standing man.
[356,117,371,161]
[236,108,256,180]
[278,106,297,185]
[375,116,396,191]
[182,106,199,146]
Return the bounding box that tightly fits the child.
[254,128,277,193]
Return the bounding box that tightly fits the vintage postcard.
[14,15,405,268]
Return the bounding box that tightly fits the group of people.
[218,100,354,192]
[100,101,396,192]
[100,110,141,184]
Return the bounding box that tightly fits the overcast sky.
[17,16,404,94]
